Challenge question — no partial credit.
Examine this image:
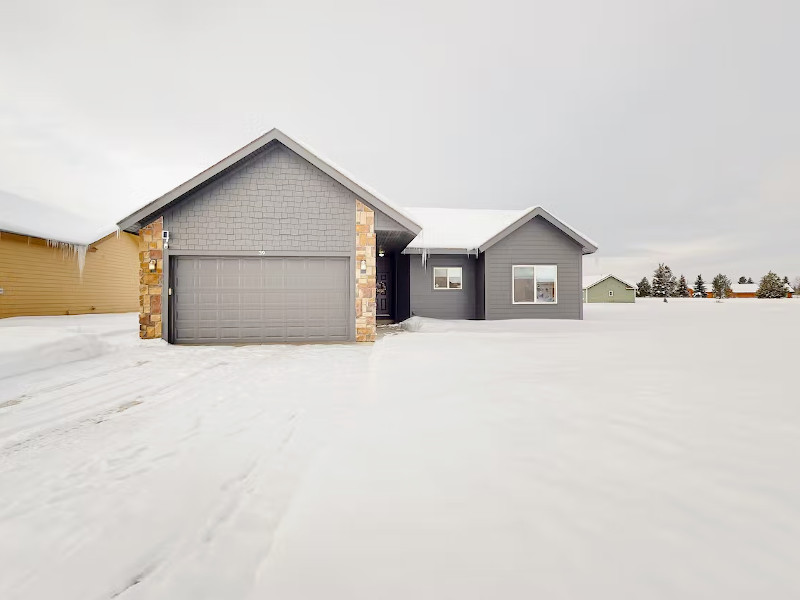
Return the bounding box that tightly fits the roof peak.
[117,128,421,235]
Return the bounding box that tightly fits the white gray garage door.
[171,256,350,343]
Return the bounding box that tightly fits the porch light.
[148,259,157,273]
[378,248,385,258]
[360,259,367,273]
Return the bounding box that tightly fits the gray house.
[117,129,597,344]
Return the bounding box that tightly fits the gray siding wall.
[164,143,356,253]
[475,252,485,319]
[484,217,583,320]
[410,254,477,319]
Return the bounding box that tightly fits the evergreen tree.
[677,275,690,297]
[694,274,706,297]
[783,276,790,285]
[652,263,677,301]
[747,277,754,284]
[738,276,747,284]
[636,277,651,297]
[757,271,786,298]
[711,273,732,300]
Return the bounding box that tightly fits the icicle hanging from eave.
[46,239,89,279]
[417,228,428,270]
[75,244,87,277]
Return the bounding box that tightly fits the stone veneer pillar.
[138,217,164,339]
[355,200,376,342]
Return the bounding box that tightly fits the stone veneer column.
[355,200,376,342]
[138,217,164,339]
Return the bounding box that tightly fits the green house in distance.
[583,274,636,303]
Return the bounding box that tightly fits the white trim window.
[433,266,462,290]
[512,265,557,304]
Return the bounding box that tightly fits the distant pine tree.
[652,263,677,301]
[677,275,690,297]
[783,276,790,284]
[694,274,706,297]
[747,277,754,284]
[738,276,747,284]
[757,271,786,298]
[712,274,732,300]
[636,277,651,297]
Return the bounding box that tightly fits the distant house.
[0,191,139,318]
[582,275,636,303]
[704,283,793,299]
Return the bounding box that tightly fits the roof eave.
[402,247,480,255]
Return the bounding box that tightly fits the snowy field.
[1,299,799,599]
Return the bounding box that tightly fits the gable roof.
[583,274,636,290]
[116,128,422,235]
[0,190,116,246]
[404,206,597,255]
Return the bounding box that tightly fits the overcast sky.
[1,0,798,283]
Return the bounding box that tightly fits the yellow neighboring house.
[0,191,139,318]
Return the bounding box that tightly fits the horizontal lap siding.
[410,254,477,319]
[0,232,139,318]
[484,217,582,320]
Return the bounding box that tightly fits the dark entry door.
[376,255,392,318]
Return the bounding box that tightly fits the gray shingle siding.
[410,254,477,319]
[163,143,355,253]
[484,217,583,320]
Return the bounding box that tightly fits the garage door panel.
[172,256,350,343]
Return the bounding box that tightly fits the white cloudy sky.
[1,0,798,284]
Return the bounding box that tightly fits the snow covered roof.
[729,282,793,294]
[582,274,636,290]
[404,208,522,252]
[731,283,758,294]
[117,128,422,236]
[404,206,597,255]
[0,190,116,246]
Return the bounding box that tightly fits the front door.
[376,255,393,318]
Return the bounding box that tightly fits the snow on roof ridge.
[285,131,420,230]
[536,206,598,250]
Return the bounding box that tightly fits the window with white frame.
[608,290,614,297]
[433,267,462,290]
[512,265,557,304]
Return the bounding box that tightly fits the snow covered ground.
[1,300,799,599]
